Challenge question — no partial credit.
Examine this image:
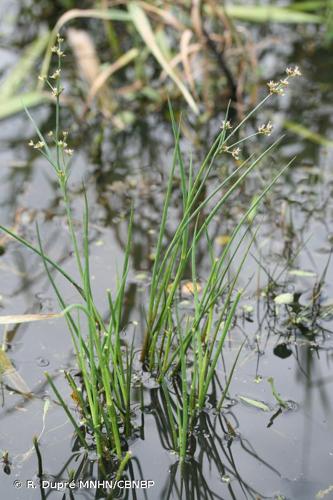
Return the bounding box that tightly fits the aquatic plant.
[0,32,302,467]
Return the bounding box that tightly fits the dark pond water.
[0,2,333,499]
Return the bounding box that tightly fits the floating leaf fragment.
[288,269,316,277]
[239,395,270,412]
[316,484,333,499]
[274,293,294,305]
[274,343,293,359]
[242,304,254,314]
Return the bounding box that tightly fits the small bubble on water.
[221,474,230,483]
[285,400,298,411]
[36,357,49,367]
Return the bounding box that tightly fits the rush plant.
[0,32,301,465]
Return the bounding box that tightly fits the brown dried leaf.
[180,30,196,93]
[0,312,63,325]
[138,1,185,31]
[87,48,139,107]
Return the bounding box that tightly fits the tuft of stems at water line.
[140,101,293,380]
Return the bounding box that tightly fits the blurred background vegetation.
[1,0,332,127]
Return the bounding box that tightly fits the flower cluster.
[267,66,302,96]
[51,34,65,58]
[28,140,45,150]
[28,132,74,156]
[286,66,302,77]
[38,34,65,98]
[50,69,61,80]
[29,38,74,158]
[258,121,273,136]
[267,80,288,96]
[221,120,232,130]
[221,145,241,160]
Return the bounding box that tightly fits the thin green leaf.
[224,5,321,23]
[284,120,333,147]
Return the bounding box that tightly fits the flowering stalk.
[220,66,302,161]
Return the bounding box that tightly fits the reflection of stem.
[204,414,262,498]
[239,436,281,478]
[33,436,43,478]
[267,407,282,428]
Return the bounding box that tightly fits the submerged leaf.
[0,350,31,395]
[181,281,202,296]
[215,235,231,246]
[239,395,270,412]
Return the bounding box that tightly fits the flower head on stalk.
[267,66,301,97]
[258,121,273,136]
